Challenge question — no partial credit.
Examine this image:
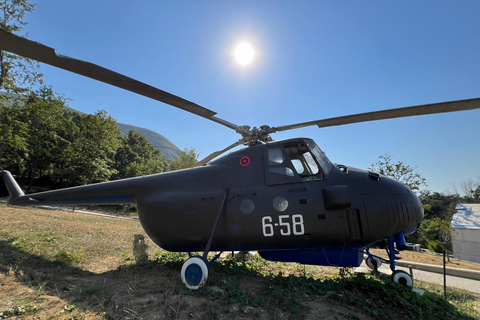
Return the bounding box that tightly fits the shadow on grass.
[0,239,477,320]
[0,239,187,319]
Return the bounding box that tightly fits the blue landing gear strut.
[365,232,413,286]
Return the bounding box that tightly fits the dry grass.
[369,249,480,271]
[0,203,478,320]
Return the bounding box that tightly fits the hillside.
[118,123,181,160]
[65,106,181,160]
[1,94,182,161]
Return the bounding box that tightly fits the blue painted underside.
[259,246,364,267]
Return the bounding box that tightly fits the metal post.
[443,250,447,300]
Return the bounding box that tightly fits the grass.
[0,203,478,319]
[370,248,480,271]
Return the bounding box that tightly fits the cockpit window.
[305,140,333,175]
[264,140,332,185]
[267,148,294,177]
[303,152,319,174]
[267,148,285,165]
[282,142,322,180]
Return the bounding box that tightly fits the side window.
[265,147,299,185]
[267,148,294,177]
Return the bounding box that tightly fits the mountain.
[117,123,181,160]
[0,94,182,161]
[63,107,181,160]
[63,106,181,160]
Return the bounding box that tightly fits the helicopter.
[1,29,480,289]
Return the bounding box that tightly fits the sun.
[234,42,255,66]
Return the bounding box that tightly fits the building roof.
[451,203,480,230]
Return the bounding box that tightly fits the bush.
[428,241,445,253]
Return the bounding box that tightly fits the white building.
[451,203,480,263]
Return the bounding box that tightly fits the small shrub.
[428,241,445,253]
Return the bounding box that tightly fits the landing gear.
[180,189,229,290]
[365,255,382,271]
[391,270,413,287]
[364,232,414,287]
[181,256,209,290]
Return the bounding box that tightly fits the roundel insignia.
[240,156,250,167]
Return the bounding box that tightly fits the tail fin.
[0,170,25,203]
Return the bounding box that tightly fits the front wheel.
[391,270,413,287]
[181,256,209,290]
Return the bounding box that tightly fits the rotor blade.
[273,98,480,132]
[0,30,239,131]
[194,139,244,167]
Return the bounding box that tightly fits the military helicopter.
[1,29,479,289]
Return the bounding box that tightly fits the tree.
[459,178,480,201]
[0,88,76,190]
[113,130,166,179]
[0,0,43,92]
[64,110,121,185]
[166,148,199,171]
[369,154,427,191]
[0,101,28,172]
[21,90,73,191]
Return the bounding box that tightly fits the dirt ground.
[0,204,379,319]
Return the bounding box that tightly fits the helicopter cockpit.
[265,138,334,185]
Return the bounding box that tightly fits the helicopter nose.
[405,188,424,235]
[362,172,424,241]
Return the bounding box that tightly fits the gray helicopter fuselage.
[135,138,424,252]
[1,138,423,256]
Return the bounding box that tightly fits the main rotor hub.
[236,125,277,145]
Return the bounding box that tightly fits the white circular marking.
[273,196,288,212]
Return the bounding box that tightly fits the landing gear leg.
[180,189,229,289]
[386,234,413,287]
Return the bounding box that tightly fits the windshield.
[305,139,333,175]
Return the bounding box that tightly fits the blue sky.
[21,1,480,193]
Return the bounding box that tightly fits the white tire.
[391,270,413,287]
[365,256,382,270]
[181,256,209,290]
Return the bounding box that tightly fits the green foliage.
[428,240,445,253]
[406,191,459,250]
[113,130,166,180]
[0,102,28,171]
[370,154,427,191]
[419,191,460,220]
[166,148,199,171]
[54,251,86,267]
[0,304,39,319]
[1,92,166,190]
[0,0,43,93]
